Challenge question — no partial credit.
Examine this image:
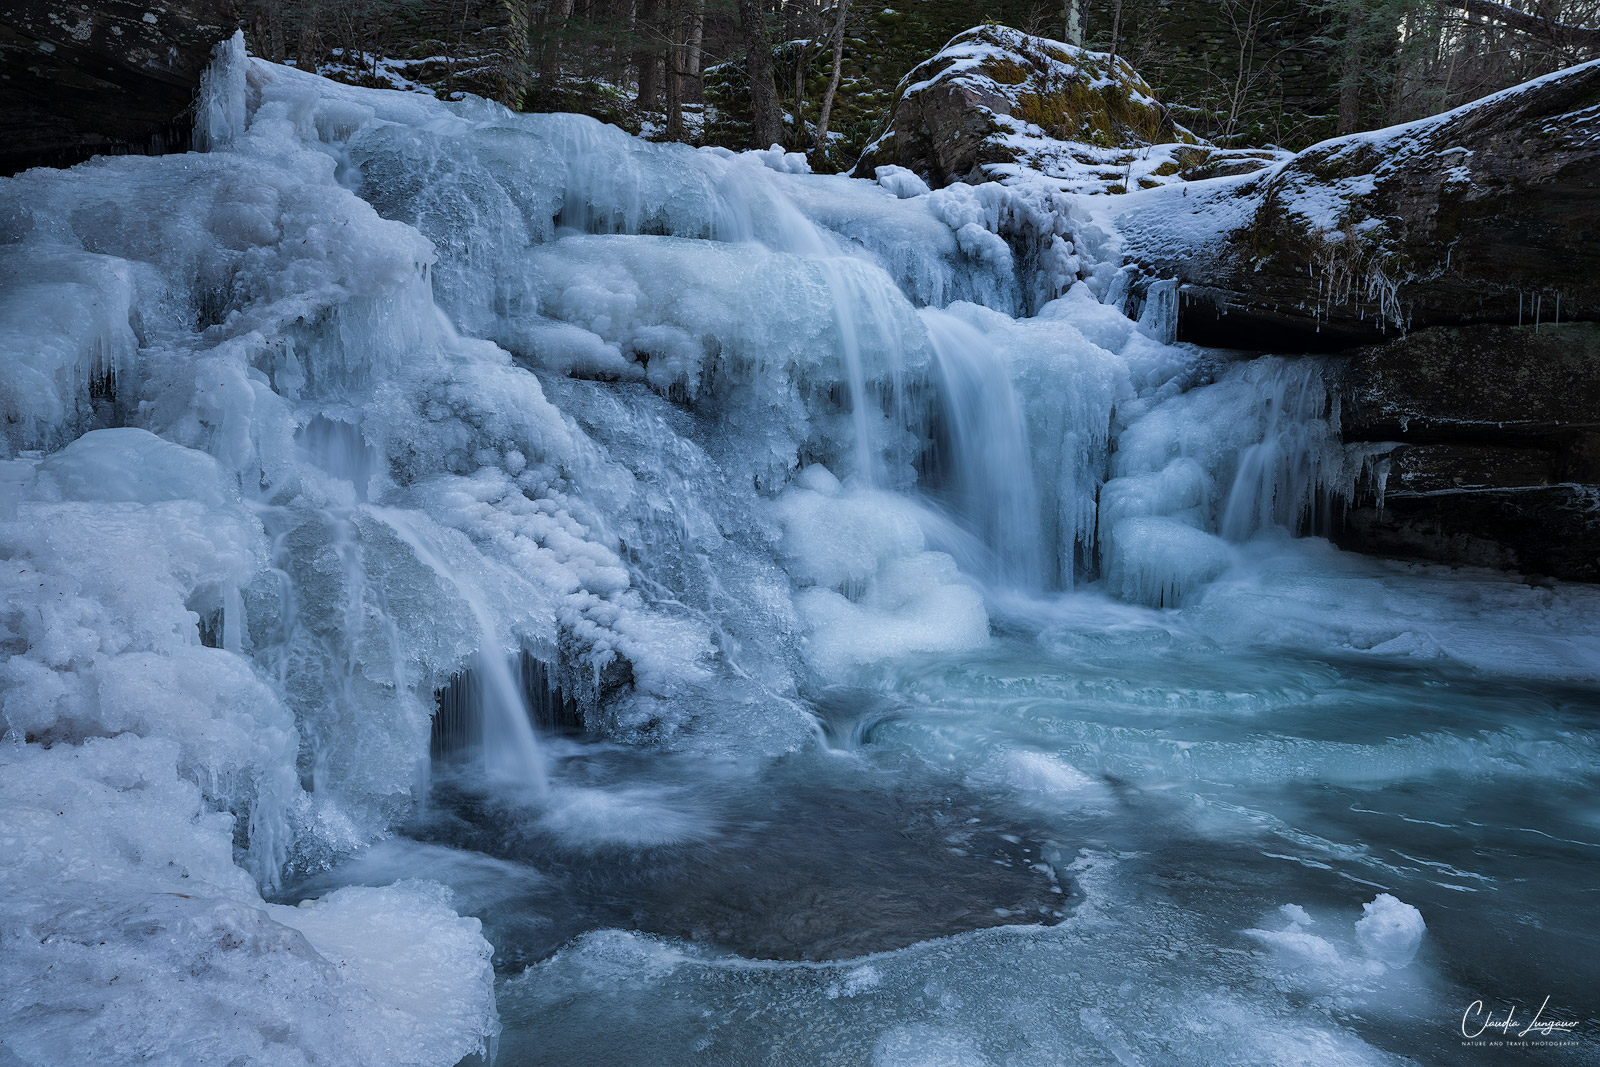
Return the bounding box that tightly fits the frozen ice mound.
[494,880,1418,1067]
[874,165,932,199]
[0,252,144,457]
[1355,893,1426,966]
[1243,895,1425,991]
[776,473,989,675]
[1094,356,1358,606]
[1104,516,1235,608]
[0,736,497,1067]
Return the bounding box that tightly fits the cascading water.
[920,308,1045,588]
[2,38,1598,1067]
[373,508,549,791]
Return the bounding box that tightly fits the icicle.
[196,31,249,152]
[1136,279,1179,344]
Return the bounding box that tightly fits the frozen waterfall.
[2,37,1598,1067]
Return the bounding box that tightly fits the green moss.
[1004,64,1172,147]
[987,57,1030,86]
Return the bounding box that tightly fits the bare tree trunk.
[297,0,322,69]
[1338,4,1366,134]
[666,0,684,139]
[793,45,810,144]
[1064,0,1084,46]
[608,0,633,86]
[636,0,660,108]
[684,0,705,102]
[789,1,822,149]
[737,0,782,147]
[812,0,850,161]
[260,0,287,62]
[538,0,575,84]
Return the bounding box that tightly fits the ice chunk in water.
[1356,894,1425,966]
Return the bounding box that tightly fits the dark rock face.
[858,72,1011,186]
[0,0,239,176]
[1120,60,1600,350]
[1342,322,1600,438]
[1336,324,1600,580]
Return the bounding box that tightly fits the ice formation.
[3,32,1597,1067]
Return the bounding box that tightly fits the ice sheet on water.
[967,749,1115,812]
[537,783,719,849]
[1184,537,1600,682]
[493,849,1423,1067]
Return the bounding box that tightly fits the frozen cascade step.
[372,508,549,792]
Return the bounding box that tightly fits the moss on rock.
[853,23,1221,189]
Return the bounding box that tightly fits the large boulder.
[1335,323,1600,580]
[852,24,1279,193]
[0,0,239,175]
[1118,60,1600,349]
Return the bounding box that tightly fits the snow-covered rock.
[853,24,1282,194]
[1116,58,1600,346]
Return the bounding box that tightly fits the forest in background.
[238,0,1600,167]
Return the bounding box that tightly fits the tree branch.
[1441,0,1600,49]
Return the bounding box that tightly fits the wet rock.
[0,0,239,175]
[1340,487,1600,581]
[409,755,1071,967]
[1335,323,1600,580]
[1341,322,1600,439]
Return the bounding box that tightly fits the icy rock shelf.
[3,33,1600,1067]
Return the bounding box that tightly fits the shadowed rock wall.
[0,0,239,175]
